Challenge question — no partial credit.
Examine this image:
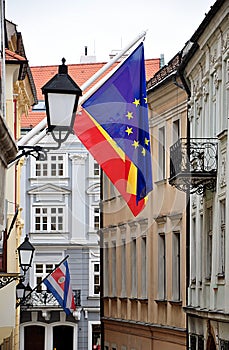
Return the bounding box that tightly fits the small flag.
[75,42,153,216]
[43,260,75,315]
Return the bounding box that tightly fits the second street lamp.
[17,234,35,274]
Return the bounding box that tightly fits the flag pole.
[16,31,147,148]
[16,255,69,308]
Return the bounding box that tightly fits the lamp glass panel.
[16,285,25,299]
[20,250,32,266]
[48,93,76,127]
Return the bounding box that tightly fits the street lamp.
[17,234,35,274]
[41,57,82,147]
[9,58,82,164]
[16,279,26,300]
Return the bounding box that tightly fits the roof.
[21,58,160,128]
[5,48,27,62]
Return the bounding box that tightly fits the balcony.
[169,138,218,194]
[20,289,81,310]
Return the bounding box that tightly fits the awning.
[0,281,16,344]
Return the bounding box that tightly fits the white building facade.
[169,0,229,348]
[19,132,101,350]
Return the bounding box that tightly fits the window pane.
[94,275,100,284]
[94,285,100,294]
[46,264,53,273]
[36,264,43,273]
[94,264,99,272]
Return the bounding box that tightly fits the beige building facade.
[102,52,188,349]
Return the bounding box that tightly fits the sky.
[6,0,215,67]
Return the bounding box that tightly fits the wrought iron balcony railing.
[169,138,218,194]
[20,289,81,310]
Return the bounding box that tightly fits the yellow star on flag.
[144,97,147,104]
[133,98,140,107]
[126,111,133,120]
[125,127,133,136]
[145,137,150,146]
[141,148,146,156]
[132,140,139,149]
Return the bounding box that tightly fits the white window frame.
[31,153,67,178]
[33,205,66,233]
[89,251,100,297]
[34,262,59,291]
[88,321,101,350]
[94,207,100,231]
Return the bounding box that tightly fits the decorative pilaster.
[69,153,88,242]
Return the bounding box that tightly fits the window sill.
[155,299,167,304]
[87,296,100,300]
[154,179,167,185]
[168,300,182,306]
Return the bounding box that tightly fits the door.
[53,325,73,350]
[24,325,45,350]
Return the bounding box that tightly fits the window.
[35,263,58,291]
[158,126,166,179]
[206,206,213,279]
[158,233,166,299]
[89,259,100,296]
[172,232,181,300]
[141,237,147,298]
[35,154,64,177]
[173,119,180,143]
[94,207,100,230]
[94,161,100,176]
[93,262,100,295]
[104,243,109,296]
[112,241,116,296]
[34,207,64,232]
[131,238,137,297]
[121,240,126,297]
[191,218,196,282]
[219,199,226,276]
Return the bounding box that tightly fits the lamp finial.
[59,58,67,74]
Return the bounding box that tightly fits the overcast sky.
[6,0,214,67]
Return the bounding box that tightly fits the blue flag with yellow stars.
[79,42,153,215]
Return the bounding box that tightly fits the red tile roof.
[22,58,160,128]
[5,48,27,62]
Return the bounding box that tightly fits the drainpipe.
[176,67,191,350]
[14,98,17,211]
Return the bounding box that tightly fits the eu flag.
[75,42,153,216]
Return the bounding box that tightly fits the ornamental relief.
[220,155,226,188]
[222,33,229,53]
[202,83,209,101]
